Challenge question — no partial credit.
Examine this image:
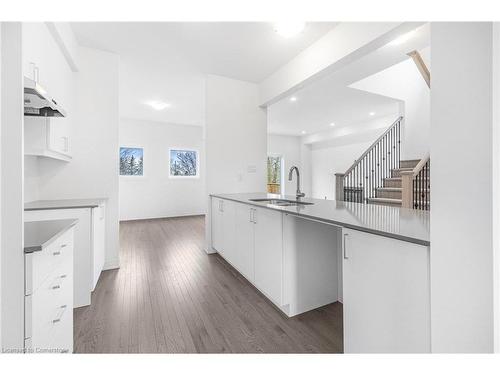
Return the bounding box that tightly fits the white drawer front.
[25,229,73,294]
[28,257,73,352]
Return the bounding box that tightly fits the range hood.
[24,77,67,117]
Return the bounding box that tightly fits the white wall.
[350,48,430,160]
[205,74,267,252]
[37,47,120,270]
[24,156,39,202]
[311,141,372,200]
[119,118,205,221]
[431,22,494,353]
[267,134,302,196]
[1,22,24,350]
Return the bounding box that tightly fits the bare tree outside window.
[120,147,144,176]
[267,156,282,194]
[170,149,198,177]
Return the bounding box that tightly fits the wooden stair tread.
[376,187,402,192]
[367,197,402,204]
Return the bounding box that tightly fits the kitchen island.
[209,193,430,353]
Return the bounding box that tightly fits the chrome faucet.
[288,166,305,200]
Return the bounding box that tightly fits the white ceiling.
[268,86,401,136]
[71,22,336,83]
[70,22,336,126]
[267,23,429,137]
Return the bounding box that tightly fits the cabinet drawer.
[26,263,73,348]
[25,230,73,295]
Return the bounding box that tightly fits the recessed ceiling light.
[388,30,417,46]
[330,122,336,127]
[274,22,306,38]
[369,112,375,116]
[146,100,170,111]
[301,130,307,134]
[289,96,297,102]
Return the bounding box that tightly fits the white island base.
[210,195,430,353]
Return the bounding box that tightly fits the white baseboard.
[103,258,120,270]
[120,212,205,222]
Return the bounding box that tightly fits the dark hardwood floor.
[74,215,343,353]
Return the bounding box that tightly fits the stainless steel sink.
[249,198,314,206]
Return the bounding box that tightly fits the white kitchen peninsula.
[210,193,430,353]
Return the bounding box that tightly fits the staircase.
[334,116,430,211]
[367,159,427,207]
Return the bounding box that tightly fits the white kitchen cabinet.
[25,227,74,353]
[24,206,104,308]
[91,203,106,290]
[253,206,283,306]
[211,197,236,263]
[234,203,255,282]
[221,200,236,265]
[212,198,284,306]
[342,228,430,353]
[24,116,72,162]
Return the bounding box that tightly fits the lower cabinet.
[342,228,430,353]
[234,203,255,282]
[25,227,74,353]
[211,197,431,353]
[253,206,283,306]
[211,198,283,306]
[211,197,236,263]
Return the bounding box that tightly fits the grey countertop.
[211,193,430,246]
[24,219,78,253]
[24,198,107,211]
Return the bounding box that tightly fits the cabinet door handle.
[60,244,67,248]
[343,233,349,259]
[52,285,61,290]
[253,209,257,224]
[53,251,61,256]
[249,208,253,223]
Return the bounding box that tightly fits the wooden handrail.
[407,50,430,88]
[343,116,403,176]
[411,153,430,177]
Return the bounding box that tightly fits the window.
[120,147,144,176]
[267,156,282,194]
[170,149,199,177]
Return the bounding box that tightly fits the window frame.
[168,148,200,179]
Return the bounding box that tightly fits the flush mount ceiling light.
[289,96,298,102]
[301,130,307,135]
[146,100,170,111]
[330,122,336,127]
[388,30,417,46]
[369,112,376,116]
[274,22,306,38]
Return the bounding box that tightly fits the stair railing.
[335,116,402,203]
[401,154,430,210]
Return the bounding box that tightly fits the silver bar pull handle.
[253,209,257,224]
[52,285,61,290]
[343,233,349,259]
[60,244,67,248]
[53,251,61,256]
